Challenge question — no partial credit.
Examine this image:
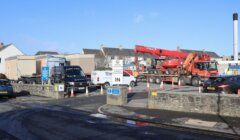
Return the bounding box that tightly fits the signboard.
[41,66,49,81]
[107,88,120,95]
[112,59,123,85]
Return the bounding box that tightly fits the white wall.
[0,44,24,74]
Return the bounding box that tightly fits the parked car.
[0,79,14,97]
[91,70,137,89]
[202,75,240,94]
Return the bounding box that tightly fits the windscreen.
[0,80,11,86]
[65,67,85,77]
[195,62,217,70]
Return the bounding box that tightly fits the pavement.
[99,95,240,139]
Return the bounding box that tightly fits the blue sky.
[0,0,239,56]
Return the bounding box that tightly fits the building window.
[0,58,1,63]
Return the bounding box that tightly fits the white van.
[91,70,136,89]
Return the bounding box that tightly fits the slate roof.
[35,51,59,55]
[0,44,12,52]
[102,47,155,58]
[180,49,220,58]
[82,48,104,57]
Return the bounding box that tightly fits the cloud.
[134,14,144,24]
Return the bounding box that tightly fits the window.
[123,72,130,77]
[0,58,1,63]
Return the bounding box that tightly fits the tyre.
[149,77,155,83]
[166,69,174,75]
[191,77,200,86]
[129,81,135,87]
[18,81,24,84]
[103,82,110,89]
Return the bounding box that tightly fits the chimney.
[0,42,4,49]
[233,13,238,61]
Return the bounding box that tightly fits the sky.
[0,0,239,56]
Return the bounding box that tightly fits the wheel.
[129,81,135,87]
[178,76,186,86]
[166,69,174,75]
[149,77,155,83]
[103,82,110,89]
[191,77,200,86]
[18,81,24,84]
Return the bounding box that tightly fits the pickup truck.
[91,70,136,89]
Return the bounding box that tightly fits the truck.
[134,45,218,86]
[91,70,136,89]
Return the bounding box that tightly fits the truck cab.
[51,66,88,92]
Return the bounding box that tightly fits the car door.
[226,77,239,94]
[122,72,131,85]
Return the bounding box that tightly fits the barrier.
[198,81,202,93]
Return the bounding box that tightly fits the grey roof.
[0,44,12,52]
[180,49,220,58]
[102,47,155,58]
[82,48,104,57]
[35,51,59,55]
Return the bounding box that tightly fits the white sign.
[58,84,65,92]
[112,59,123,85]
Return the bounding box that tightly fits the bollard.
[70,88,74,97]
[85,86,89,96]
[100,85,104,95]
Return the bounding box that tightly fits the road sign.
[112,59,123,85]
[107,88,120,95]
[41,66,49,81]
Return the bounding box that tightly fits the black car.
[202,75,240,94]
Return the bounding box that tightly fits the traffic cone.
[128,86,132,93]
[70,88,74,97]
[178,80,181,88]
[147,82,150,91]
[100,85,104,95]
[85,86,89,96]
[199,81,202,93]
[160,81,164,90]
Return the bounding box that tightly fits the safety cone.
[100,85,104,95]
[85,86,89,96]
[160,81,164,90]
[128,86,132,93]
[147,82,150,92]
[199,81,202,93]
[178,80,181,88]
[70,88,74,97]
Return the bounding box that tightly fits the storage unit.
[5,55,36,80]
[65,54,95,76]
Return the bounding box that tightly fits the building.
[82,45,153,68]
[0,43,24,74]
[5,56,36,80]
[65,54,95,76]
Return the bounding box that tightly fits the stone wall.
[148,91,240,117]
[13,84,65,99]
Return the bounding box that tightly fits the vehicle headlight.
[69,82,74,86]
